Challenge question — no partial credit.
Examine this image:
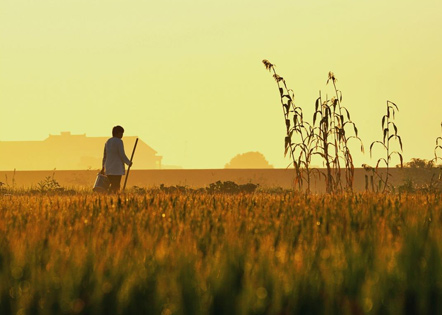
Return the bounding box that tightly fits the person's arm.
[101,144,106,174]
[118,139,133,166]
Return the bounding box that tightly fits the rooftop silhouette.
[0,132,162,171]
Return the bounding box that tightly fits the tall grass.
[262,60,316,192]
[1,191,442,314]
[313,73,363,193]
[370,101,403,192]
[263,60,363,193]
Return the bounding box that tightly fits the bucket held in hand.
[93,173,110,192]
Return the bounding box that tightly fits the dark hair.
[112,125,125,137]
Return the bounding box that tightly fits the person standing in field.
[101,125,132,192]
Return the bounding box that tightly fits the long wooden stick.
[123,138,138,191]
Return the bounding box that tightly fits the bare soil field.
[1,168,439,192]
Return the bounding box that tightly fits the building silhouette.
[0,132,162,170]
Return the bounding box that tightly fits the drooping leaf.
[389,151,403,168]
[284,136,290,157]
[388,100,399,111]
[325,107,331,118]
[370,141,386,157]
[383,128,389,143]
[397,135,403,151]
[342,107,351,121]
[315,97,320,112]
[313,152,327,159]
[375,158,388,169]
[333,98,338,110]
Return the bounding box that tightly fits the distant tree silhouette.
[225,152,273,169]
[403,158,435,169]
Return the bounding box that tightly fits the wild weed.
[263,61,363,193]
[36,171,63,192]
[370,101,403,192]
[262,60,317,192]
[313,73,363,192]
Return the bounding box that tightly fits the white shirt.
[102,137,131,175]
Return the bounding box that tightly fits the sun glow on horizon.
[1,0,442,169]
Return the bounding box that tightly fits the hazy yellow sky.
[1,0,442,169]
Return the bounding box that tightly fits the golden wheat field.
[1,190,442,314]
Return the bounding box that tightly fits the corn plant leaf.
[347,136,364,153]
[313,111,322,125]
[284,136,290,157]
[375,158,388,169]
[370,141,386,157]
[397,135,403,151]
[315,97,320,112]
[393,123,398,135]
[388,100,399,111]
[313,152,327,160]
[389,151,403,168]
[382,115,387,129]
[342,107,351,121]
[279,88,283,96]
[326,107,331,118]
[285,119,290,130]
[383,128,389,143]
[283,104,289,114]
